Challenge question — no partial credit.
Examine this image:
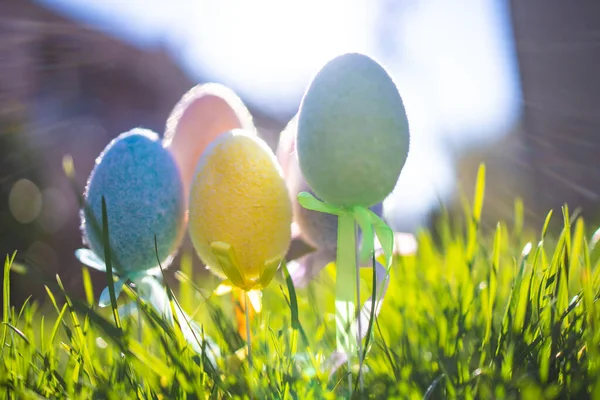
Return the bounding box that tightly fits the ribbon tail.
[355,260,389,344]
[370,211,394,272]
[335,212,358,356]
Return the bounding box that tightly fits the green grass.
[2,167,600,399]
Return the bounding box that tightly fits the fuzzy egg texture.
[276,116,383,250]
[82,128,185,273]
[188,130,292,286]
[297,52,410,208]
[163,83,255,201]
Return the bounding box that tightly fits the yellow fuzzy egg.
[188,129,292,291]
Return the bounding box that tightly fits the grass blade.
[282,260,309,347]
[473,163,486,224]
[2,253,15,349]
[81,267,95,308]
[354,253,378,393]
[101,196,122,330]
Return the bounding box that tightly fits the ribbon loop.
[298,192,394,273]
[353,206,374,264]
[297,192,350,216]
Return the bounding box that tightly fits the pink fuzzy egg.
[163,83,255,201]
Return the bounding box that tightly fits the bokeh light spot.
[26,241,59,272]
[9,179,42,224]
[39,187,69,233]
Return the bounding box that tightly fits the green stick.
[245,291,253,368]
[355,224,364,392]
[336,213,358,357]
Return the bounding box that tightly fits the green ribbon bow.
[210,241,282,292]
[297,191,394,356]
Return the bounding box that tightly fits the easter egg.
[82,128,185,273]
[188,130,292,290]
[163,83,255,199]
[277,115,383,251]
[296,52,410,208]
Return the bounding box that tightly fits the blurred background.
[2,0,600,304]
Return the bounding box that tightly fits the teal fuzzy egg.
[296,53,410,208]
[81,128,185,273]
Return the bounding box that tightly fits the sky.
[35,0,522,231]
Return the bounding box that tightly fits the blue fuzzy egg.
[81,128,185,273]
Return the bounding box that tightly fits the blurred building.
[458,1,600,232]
[512,1,600,227]
[0,0,281,305]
